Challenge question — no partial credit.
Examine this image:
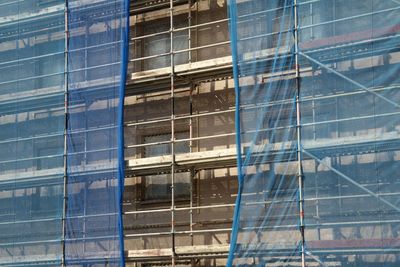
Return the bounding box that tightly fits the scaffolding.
[228,0,400,266]
[124,0,400,266]
[0,0,128,265]
[124,0,235,266]
[0,1,66,265]
[0,0,399,266]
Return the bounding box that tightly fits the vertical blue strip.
[117,0,130,265]
[226,0,243,266]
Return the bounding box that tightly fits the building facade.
[0,0,399,266]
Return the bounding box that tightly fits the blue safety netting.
[66,0,129,265]
[228,0,400,266]
[0,0,66,265]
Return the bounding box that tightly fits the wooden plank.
[126,244,230,259]
[131,56,232,82]
[126,148,237,171]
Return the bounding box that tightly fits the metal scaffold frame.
[0,1,66,265]
[61,1,69,266]
[123,0,400,266]
[0,0,398,265]
[124,1,237,265]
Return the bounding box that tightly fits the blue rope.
[117,0,130,265]
[226,0,244,266]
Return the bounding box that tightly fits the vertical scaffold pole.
[61,1,69,266]
[294,0,306,266]
[188,0,192,63]
[189,82,194,263]
[170,0,176,266]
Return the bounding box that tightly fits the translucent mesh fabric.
[0,1,66,265]
[299,1,400,266]
[227,1,300,265]
[228,0,400,266]
[0,0,128,265]
[66,0,128,265]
